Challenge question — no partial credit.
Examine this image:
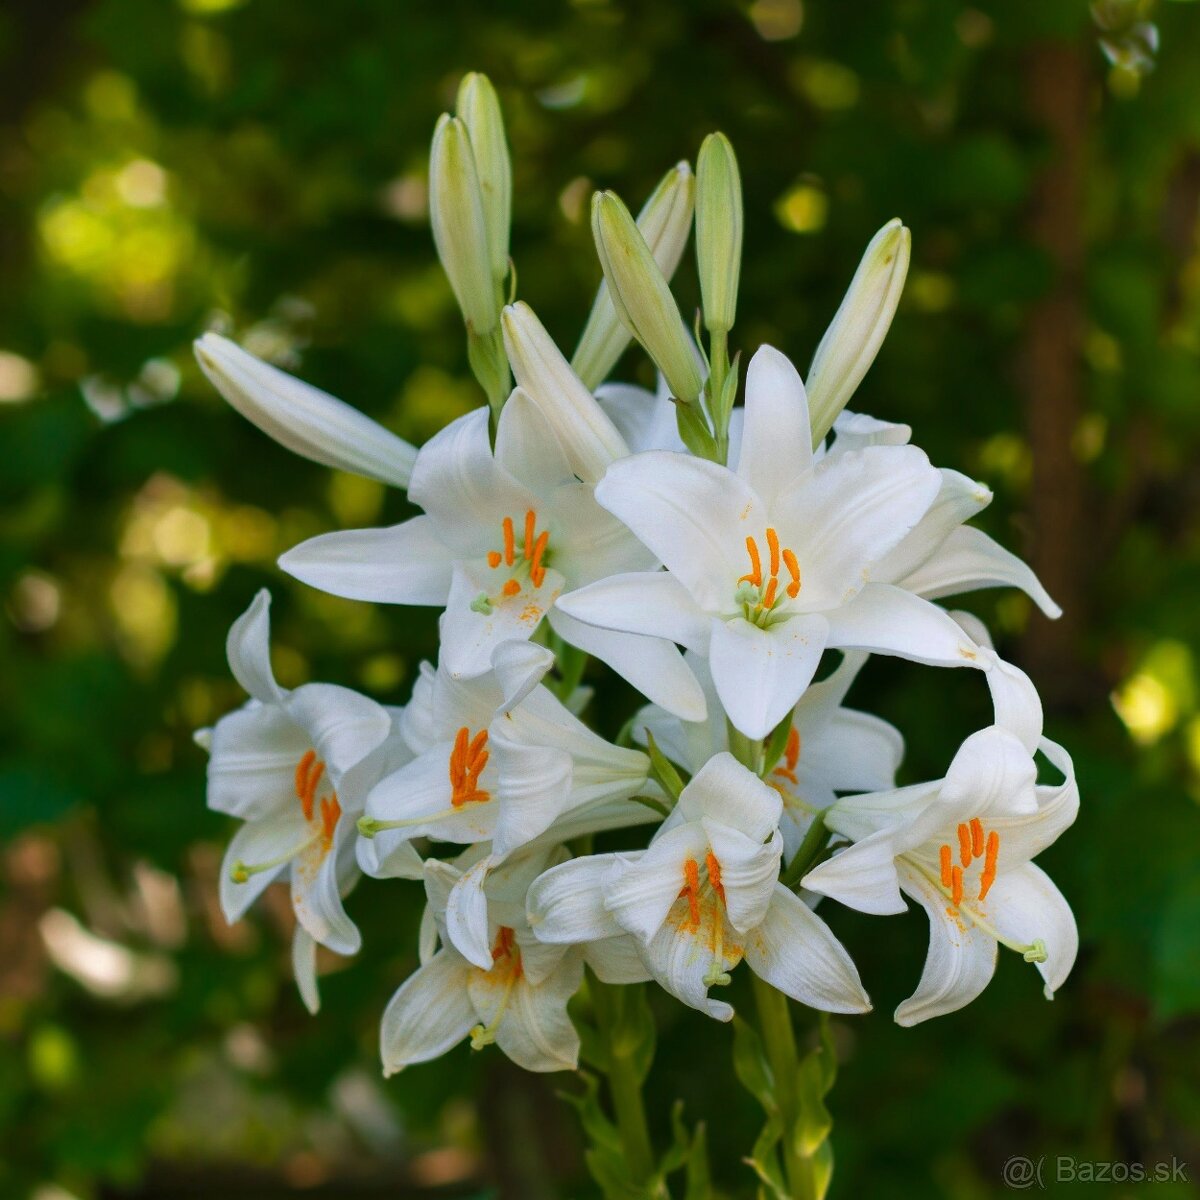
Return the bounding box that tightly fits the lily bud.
[590,190,704,404]
[695,132,742,335]
[572,162,694,390]
[455,72,511,285]
[194,333,417,488]
[429,113,498,335]
[806,218,910,447]
[502,301,628,483]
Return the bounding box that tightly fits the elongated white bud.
[807,218,910,446]
[501,301,628,483]
[695,132,742,334]
[194,333,416,488]
[455,72,511,285]
[572,162,694,390]
[590,190,704,405]
[429,114,498,335]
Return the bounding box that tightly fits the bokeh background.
[3,0,1199,1196]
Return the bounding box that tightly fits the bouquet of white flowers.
[194,73,1077,1198]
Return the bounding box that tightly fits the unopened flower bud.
[695,132,742,335]
[591,190,704,404]
[455,72,511,285]
[429,113,498,335]
[572,162,694,389]
[806,218,910,446]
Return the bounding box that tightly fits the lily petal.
[380,949,475,1074]
[983,863,1078,998]
[219,809,309,924]
[226,589,283,704]
[207,702,310,820]
[736,345,813,506]
[555,571,711,653]
[825,583,980,668]
[585,935,654,985]
[293,925,320,1014]
[483,954,584,1072]
[604,823,710,944]
[702,820,782,934]
[526,853,626,943]
[283,683,391,780]
[677,752,782,844]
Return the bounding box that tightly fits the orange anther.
[705,851,725,904]
[523,510,536,560]
[957,822,972,868]
[502,516,515,566]
[680,858,701,930]
[785,727,800,771]
[502,579,521,597]
[739,536,762,587]
[762,577,778,608]
[979,830,1000,901]
[951,865,963,906]
[970,817,984,858]
[320,794,341,845]
[295,749,316,802]
[530,530,549,587]
[450,727,491,807]
[766,527,780,578]
[302,759,325,823]
[939,844,952,888]
[487,550,502,568]
[782,548,801,598]
[492,925,516,961]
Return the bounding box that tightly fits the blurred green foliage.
[2,0,1200,1196]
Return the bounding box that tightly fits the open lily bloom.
[279,382,704,718]
[358,647,652,877]
[527,753,870,1021]
[201,591,394,972]
[802,726,1079,1025]
[381,846,647,1075]
[636,651,903,859]
[556,344,987,738]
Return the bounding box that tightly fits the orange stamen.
[951,865,963,906]
[739,536,762,587]
[766,527,780,579]
[785,728,800,771]
[502,516,515,566]
[530,530,549,587]
[295,749,316,807]
[782,548,801,598]
[487,550,502,568]
[680,858,701,930]
[979,830,1000,901]
[939,844,952,888]
[302,760,325,823]
[970,817,984,858]
[502,579,521,597]
[523,510,536,560]
[320,794,341,845]
[492,925,516,961]
[705,852,725,904]
[957,822,972,868]
[450,727,491,807]
[762,577,778,608]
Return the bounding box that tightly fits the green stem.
[727,720,761,774]
[591,979,655,1183]
[751,975,809,1199]
[708,327,730,463]
[779,812,829,891]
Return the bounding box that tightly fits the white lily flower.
[637,651,902,859]
[380,847,646,1075]
[802,727,1079,1025]
[194,333,417,488]
[557,344,981,737]
[527,753,870,1021]
[279,366,706,717]
[358,647,652,881]
[202,591,397,972]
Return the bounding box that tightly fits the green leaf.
[643,728,686,804]
[683,1121,712,1200]
[744,1113,787,1199]
[760,706,796,778]
[732,1016,777,1114]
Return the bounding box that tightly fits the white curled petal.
[823,780,942,843]
[491,640,556,711]
[207,703,309,820]
[594,382,683,454]
[380,950,475,1075]
[984,737,1079,867]
[829,410,911,454]
[585,935,653,984]
[940,726,1038,818]
[595,453,760,611]
[440,564,562,680]
[743,885,871,1013]
[899,525,1062,619]
[604,824,710,944]
[678,752,782,844]
[703,822,782,933]
[494,387,576,490]
[292,826,361,956]
[894,860,998,1026]
[526,854,626,943]
[555,571,711,654]
[736,345,813,505]
[226,589,282,704]
[801,708,904,794]
[293,925,320,1014]
[643,903,736,1021]
[195,333,417,488]
[801,829,907,916]
[219,809,308,924]
[548,607,707,723]
[490,735,574,861]
[709,615,829,741]
[284,683,391,777]
[979,650,1043,754]
[444,856,494,969]
[776,445,940,609]
[825,584,981,668]
[983,863,1078,998]
[488,955,584,1072]
[279,516,455,606]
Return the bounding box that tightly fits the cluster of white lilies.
[195,74,1078,1083]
